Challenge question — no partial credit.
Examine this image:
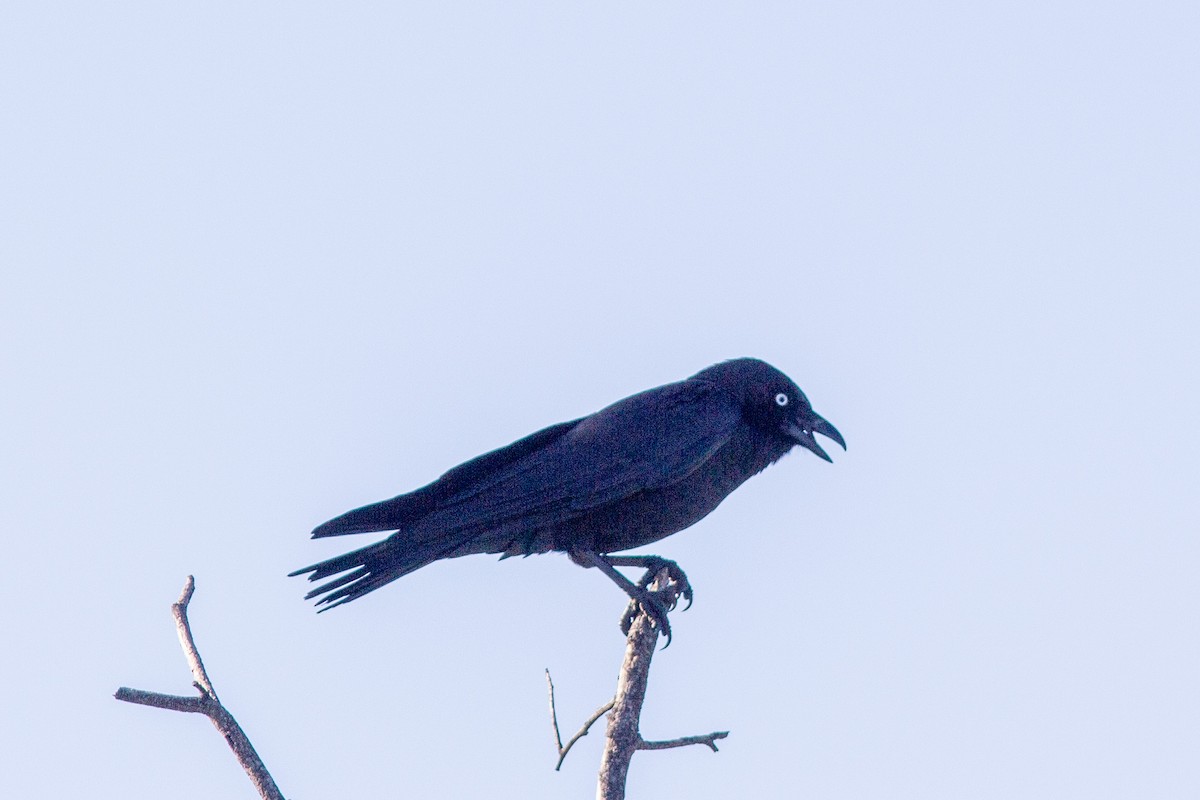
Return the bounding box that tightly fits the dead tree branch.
[114,576,285,800]
[546,669,616,770]
[590,565,729,800]
[639,731,729,752]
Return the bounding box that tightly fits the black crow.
[291,357,844,643]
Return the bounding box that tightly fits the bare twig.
[594,565,728,800]
[546,669,615,770]
[639,731,729,752]
[171,577,217,699]
[115,576,285,800]
[113,687,208,713]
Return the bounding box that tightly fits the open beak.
[784,412,846,463]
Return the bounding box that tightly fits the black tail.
[288,536,448,610]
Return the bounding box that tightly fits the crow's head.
[699,357,846,462]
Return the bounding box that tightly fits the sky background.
[2,2,1198,798]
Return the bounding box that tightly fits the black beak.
[784,412,846,463]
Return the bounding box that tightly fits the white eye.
[775,392,789,407]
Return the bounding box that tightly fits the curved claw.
[620,601,636,635]
[653,607,674,649]
[619,594,674,648]
[634,558,694,613]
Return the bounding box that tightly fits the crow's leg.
[568,550,687,647]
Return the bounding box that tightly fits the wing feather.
[409,380,740,539]
[311,417,585,537]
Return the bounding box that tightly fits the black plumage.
[291,357,844,642]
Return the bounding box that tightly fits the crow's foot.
[569,549,693,649]
[605,555,693,612]
[620,590,676,646]
[613,558,693,647]
[631,557,693,612]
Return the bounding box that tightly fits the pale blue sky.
[2,2,1198,798]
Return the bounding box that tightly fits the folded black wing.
[311,417,584,537]
[410,379,742,536]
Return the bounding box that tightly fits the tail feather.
[289,534,474,610]
[302,567,367,600]
[288,539,415,608]
[314,570,407,611]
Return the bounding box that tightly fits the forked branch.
[546,669,615,770]
[547,564,729,799]
[114,576,285,800]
